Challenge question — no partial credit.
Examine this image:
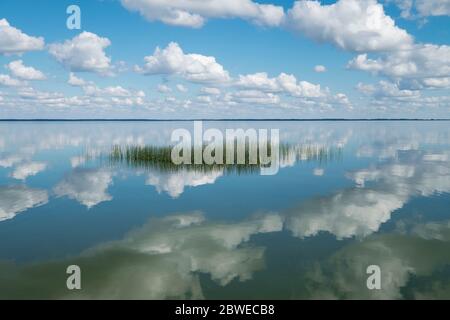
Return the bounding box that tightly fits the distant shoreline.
[0,119,449,122]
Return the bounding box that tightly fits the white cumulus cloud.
[286,0,413,52]
[68,72,87,86]
[0,74,25,87]
[157,84,172,93]
[392,0,450,18]
[136,42,230,83]
[314,65,327,73]
[237,72,324,98]
[348,44,450,89]
[200,87,221,95]
[6,60,46,80]
[0,19,44,55]
[49,32,112,75]
[176,84,188,93]
[120,0,285,28]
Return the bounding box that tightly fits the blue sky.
[0,0,449,119]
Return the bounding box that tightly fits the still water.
[0,121,449,299]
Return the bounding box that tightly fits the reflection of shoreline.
[103,143,343,174]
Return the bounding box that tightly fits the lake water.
[0,121,450,299]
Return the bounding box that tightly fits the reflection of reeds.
[105,143,342,174]
[282,144,343,164]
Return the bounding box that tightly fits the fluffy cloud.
[356,81,420,99]
[200,87,221,95]
[314,65,326,73]
[136,42,230,83]
[286,0,413,52]
[68,73,86,87]
[232,72,353,111]
[176,84,188,93]
[236,72,279,92]
[17,86,64,100]
[1,83,148,111]
[66,73,146,106]
[0,74,24,87]
[83,84,145,98]
[236,72,324,98]
[0,19,44,55]
[157,84,172,93]
[225,90,281,105]
[392,0,450,18]
[414,0,450,16]
[421,77,450,89]
[54,168,114,208]
[49,32,112,75]
[120,0,285,28]
[187,72,352,111]
[348,44,450,89]
[6,60,46,80]
[0,185,48,222]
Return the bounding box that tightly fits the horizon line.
[0,118,450,122]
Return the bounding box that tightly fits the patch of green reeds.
[106,142,342,174]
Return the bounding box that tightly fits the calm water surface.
[0,121,449,299]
